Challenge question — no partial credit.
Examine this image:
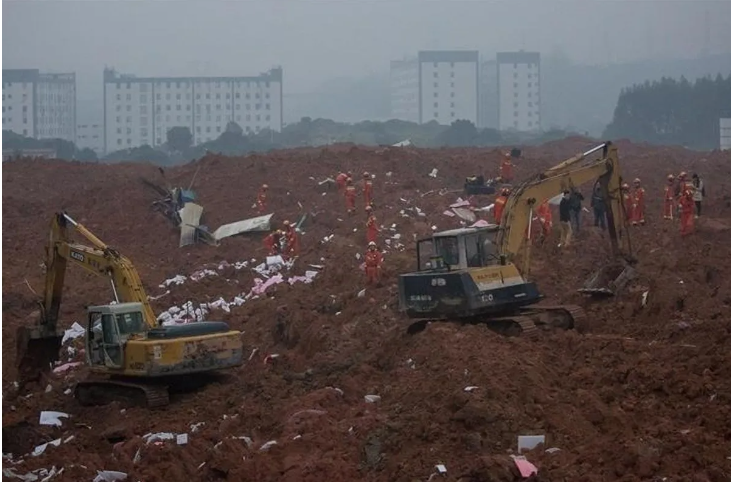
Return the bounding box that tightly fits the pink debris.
[513,456,538,477]
[53,362,83,374]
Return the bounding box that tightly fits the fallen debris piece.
[39,411,70,427]
[435,464,447,474]
[61,322,85,343]
[429,168,438,178]
[511,455,538,477]
[176,433,188,445]
[32,438,62,457]
[142,432,175,444]
[92,471,128,482]
[51,362,83,374]
[518,435,546,452]
[463,386,479,392]
[259,440,278,451]
[364,394,381,403]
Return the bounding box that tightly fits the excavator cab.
[86,303,148,369]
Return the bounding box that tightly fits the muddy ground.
[2,138,731,481]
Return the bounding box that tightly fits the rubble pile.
[3,138,731,481]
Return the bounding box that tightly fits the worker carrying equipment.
[16,213,244,407]
[631,178,646,226]
[664,174,675,220]
[364,241,383,286]
[398,142,636,337]
[257,184,268,214]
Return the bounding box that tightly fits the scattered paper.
[142,432,175,444]
[176,434,188,445]
[93,471,128,482]
[463,386,479,392]
[436,464,447,473]
[259,440,277,451]
[39,411,69,427]
[364,394,381,403]
[61,322,85,344]
[32,438,62,457]
[429,168,438,178]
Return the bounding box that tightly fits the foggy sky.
[4,0,731,103]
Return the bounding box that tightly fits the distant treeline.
[604,74,731,150]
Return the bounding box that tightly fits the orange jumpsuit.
[679,191,695,236]
[500,159,513,182]
[345,185,357,213]
[364,249,383,285]
[263,232,281,255]
[366,214,380,244]
[336,173,348,192]
[284,227,300,257]
[256,188,267,214]
[663,185,675,220]
[622,191,633,222]
[631,187,646,225]
[536,201,553,238]
[363,179,373,207]
[493,195,508,224]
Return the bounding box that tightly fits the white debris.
[45,385,52,393]
[32,438,62,457]
[357,289,366,298]
[463,386,479,392]
[63,389,72,395]
[642,290,649,306]
[248,348,259,361]
[431,225,438,231]
[61,322,85,344]
[92,471,128,482]
[39,411,70,427]
[292,434,302,440]
[436,464,447,473]
[518,435,546,452]
[142,432,175,444]
[259,440,278,451]
[321,234,335,244]
[233,435,254,448]
[176,434,188,445]
[545,447,561,454]
[190,269,218,281]
[429,168,438,178]
[355,253,362,260]
[190,422,205,433]
[159,275,187,288]
[364,394,381,403]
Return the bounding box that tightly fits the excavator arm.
[496,142,633,277]
[18,212,157,383]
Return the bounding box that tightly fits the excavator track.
[74,379,170,409]
[406,305,586,338]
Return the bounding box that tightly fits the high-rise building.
[2,69,76,141]
[721,118,731,150]
[390,51,479,125]
[76,123,104,155]
[478,60,498,129]
[103,67,283,153]
[496,51,541,131]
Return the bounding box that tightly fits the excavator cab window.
[434,237,460,267]
[464,231,499,268]
[101,313,123,367]
[116,311,145,335]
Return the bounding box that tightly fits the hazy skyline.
[4,1,731,99]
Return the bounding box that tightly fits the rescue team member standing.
[679,188,695,236]
[621,183,633,222]
[536,199,553,242]
[590,184,606,230]
[493,188,509,224]
[364,241,383,286]
[282,220,300,258]
[336,172,350,192]
[691,173,704,218]
[631,178,646,226]
[363,172,374,208]
[257,184,268,214]
[558,190,572,248]
[263,230,283,255]
[344,178,357,214]
[663,174,675,220]
[500,153,513,183]
[365,206,381,244]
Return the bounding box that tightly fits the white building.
[496,51,541,131]
[390,59,419,123]
[76,123,104,154]
[721,118,731,150]
[2,69,76,141]
[479,60,498,129]
[103,67,283,153]
[390,51,479,125]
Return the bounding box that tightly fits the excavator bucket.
[16,324,63,387]
[578,261,637,296]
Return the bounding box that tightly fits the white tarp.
[213,213,273,241]
[392,139,412,147]
[179,202,204,247]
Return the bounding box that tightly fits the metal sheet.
[213,213,273,241]
[179,203,204,247]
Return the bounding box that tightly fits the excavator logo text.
[70,251,85,262]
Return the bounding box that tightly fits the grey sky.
[3,0,731,101]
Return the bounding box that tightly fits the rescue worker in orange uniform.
[536,199,553,243]
[256,184,268,214]
[663,174,675,220]
[263,230,283,256]
[679,188,695,236]
[493,188,509,224]
[621,183,633,222]
[335,172,349,192]
[344,178,357,214]
[500,153,514,183]
[282,220,300,258]
[364,241,383,286]
[363,172,374,208]
[631,178,646,226]
[365,206,381,244]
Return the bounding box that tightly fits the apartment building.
[478,60,498,129]
[496,51,541,131]
[721,118,731,150]
[2,69,76,141]
[390,51,479,125]
[103,67,283,152]
[76,123,104,154]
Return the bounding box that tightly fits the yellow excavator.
[16,212,244,407]
[399,141,636,335]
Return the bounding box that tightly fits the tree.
[166,126,193,152]
[438,120,479,147]
[225,121,243,136]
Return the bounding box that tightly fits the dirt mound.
[3,139,731,481]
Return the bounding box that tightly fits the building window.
[126,106,131,112]
[514,111,519,117]
[514,93,518,98]
[156,93,161,100]
[216,94,221,100]
[140,94,147,103]
[265,103,270,110]
[450,102,455,108]
[265,115,270,121]
[196,94,201,100]
[116,116,121,123]
[206,94,211,99]
[434,112,438,118]
[433,72,438,78]
[451,112,455,118]
[116,128,122,134]
[206,126,211,133]
[176,82,181,88]
[177,105,181,111]
[433,82,438,88]
[216,104,221,111]
[116,94,121,101]
[166,105,171,111]
[186,105,191,111]
[265,93,270,99]
[126,83,131,89]
[141,106,147,114]
[176,94,181,100]
[166,82,171,88]
[141,116,148,125]
[235,93,240,99]
[434,102,438,108]
[117,139,122,145]
[141,128,148,136]
[126,94,131,101]
[514,102,518,108]
[513,73,518,79]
